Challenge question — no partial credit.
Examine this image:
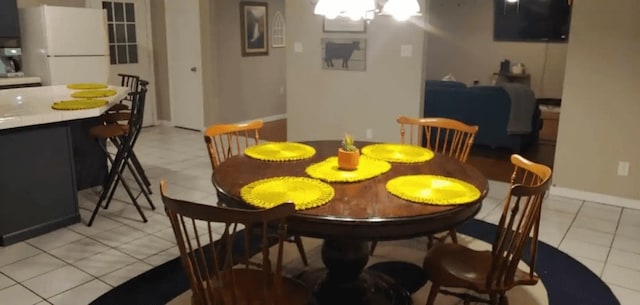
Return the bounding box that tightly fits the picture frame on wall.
[323,17,366,33]
[240,1,268,56]
[321,38,366,71]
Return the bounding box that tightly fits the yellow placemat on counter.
[361,144,434,163]
[305,156,391,182]
[244,142,316,162]
[386,175,481,205]
[70,89,117,98]
[66,83,108,90]
[51,99,108,110]
[241,177,334,210]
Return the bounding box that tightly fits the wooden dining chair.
[422,154,552,305]
[203,120,309,267]
[398,116,478,163]
[203,120,264,169]
[161,180,311,305]
[370,116,479,255]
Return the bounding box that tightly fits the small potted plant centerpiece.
[338,133,360,170]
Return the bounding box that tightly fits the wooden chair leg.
[294,235,309,266]
[425,284,439,305]
[427,234,435,249]
[449,228,458,244]
[369,241,378,255]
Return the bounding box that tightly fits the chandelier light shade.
[313,0,421,22]
[380,0,421,21]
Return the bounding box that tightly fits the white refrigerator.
[19,5,110,86]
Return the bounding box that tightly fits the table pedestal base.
[297,239,412,305]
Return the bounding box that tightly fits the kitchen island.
[0,85,128,246]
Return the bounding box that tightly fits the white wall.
[553,0,640,200]
[209,0,286,125]
[424,0,567,99]
[286,0,425,143]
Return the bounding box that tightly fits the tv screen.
[494,0,572,42]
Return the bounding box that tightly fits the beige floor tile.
[22,265,93,299]
[0,253,67,282]
[100,261,154,287]
[90,225,147,248]
[609,284,640,305]
[48,238,109,263]
[26,228,84,251]
[602,263,640,292]
[0,284,45,305]
[0,273,16,290]
[73,249,137,277]
[47,279,111,305]
[116,235,174,260]
[0,242,43,267]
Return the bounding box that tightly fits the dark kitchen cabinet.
[0,0,20,47]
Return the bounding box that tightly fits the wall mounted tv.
[494,0,572,42]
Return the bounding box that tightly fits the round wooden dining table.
[212,140,488,305]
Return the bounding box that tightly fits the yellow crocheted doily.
[51,99,108,110]
[386,175,481,205]
[361,144,434,163]
[244,142,316,162]
[71,89,117,98]
[241,177,334,210]
[66,83,108,90]
[305,156,391,182]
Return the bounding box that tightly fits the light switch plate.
[294,42,303,53]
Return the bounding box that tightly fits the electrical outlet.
[618,161,630,176]
[366,128,373,139]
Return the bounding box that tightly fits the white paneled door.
[164,0,205,131]
[86,0,156,127]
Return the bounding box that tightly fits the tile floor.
[1,125,639,305]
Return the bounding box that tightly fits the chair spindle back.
[397,116,478,162]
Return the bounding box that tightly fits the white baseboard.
[155,120,172,127]
[550,186,640,209]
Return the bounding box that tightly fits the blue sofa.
[423,80,541,152]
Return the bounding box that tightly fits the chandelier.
[314,0,421,22]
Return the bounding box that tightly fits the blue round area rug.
[90,219,619,305]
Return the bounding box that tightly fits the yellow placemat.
[66,83,108,90]
[241,177,334,210]
[51,99,108,110]
[386,175,481,205]
[70,89,117,98]
[305,156,391,183]
[244,142,316,162]
[361,143,434,163]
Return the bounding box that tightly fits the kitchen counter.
[0,85,128,246]
[0,76,41,87]
[0,85,127,130]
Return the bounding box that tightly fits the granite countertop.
[0,85,128,130]
[0,76,42,86]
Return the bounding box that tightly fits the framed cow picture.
[321,38,366,71]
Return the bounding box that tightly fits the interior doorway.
[164,0,205,131]
[86,0,157,127]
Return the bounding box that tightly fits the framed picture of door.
[240,2,268,56]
